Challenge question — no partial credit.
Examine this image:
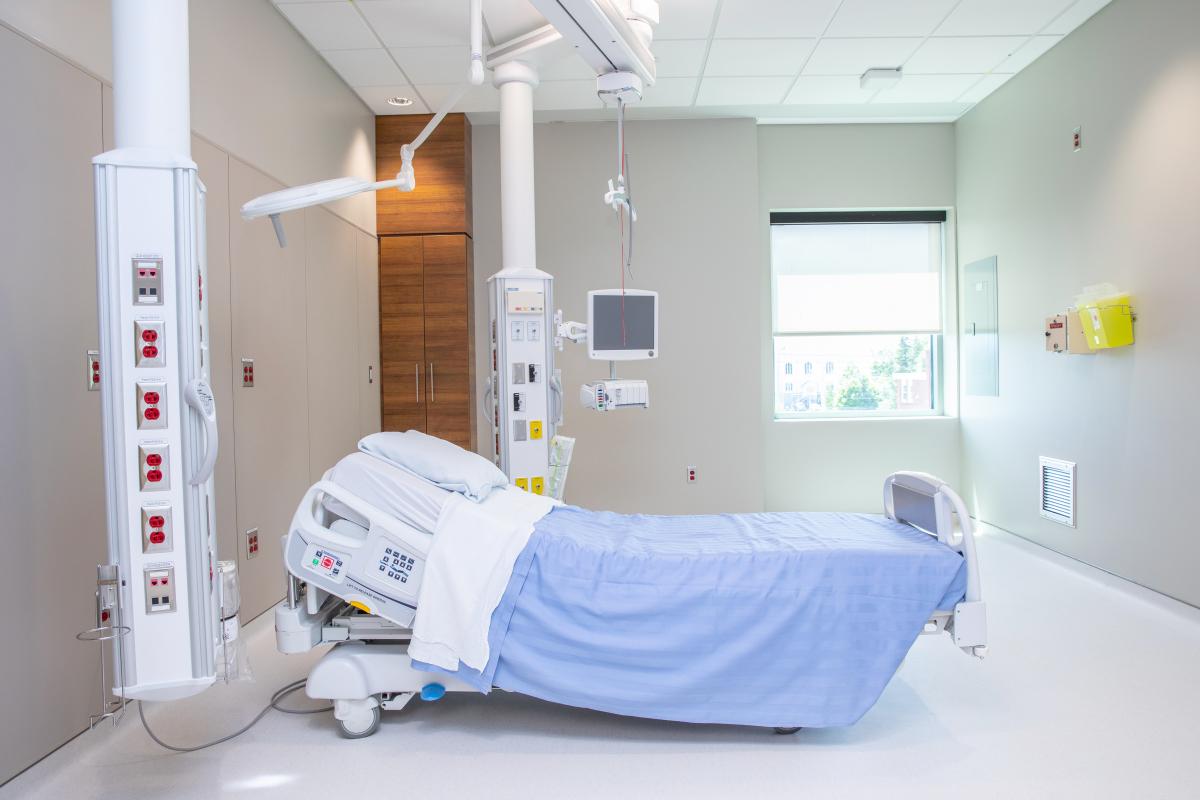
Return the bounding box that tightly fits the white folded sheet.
[409,486,558,672]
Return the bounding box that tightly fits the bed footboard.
[884,472,988,659]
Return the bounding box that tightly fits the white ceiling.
[271,0,1113,123]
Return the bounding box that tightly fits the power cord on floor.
[138,679,333,753]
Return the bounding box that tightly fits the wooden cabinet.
[380,234,475,449]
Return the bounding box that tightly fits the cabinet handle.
[415,363,420,403]
[429,363,435,404]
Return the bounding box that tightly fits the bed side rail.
[884,472,988,659]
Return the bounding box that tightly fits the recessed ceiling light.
[387,96,414,107]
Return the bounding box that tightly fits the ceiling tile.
[482,0,547,43]
[826,0,957,38]
[936,0,1075,36]
[784,75,878,105]
[905,36,1028,74]
[695,76,792,106]
[535,80,604,111]
[357,0,468,47]
[276,2,378,50]
[417,82,500,113]
[803,38,922,76]
[390,45,471,84]
[714,0,841,39]
[642,77,700,107]
[354,84,431,115]
[993,35,1063,73]
[654,0,721,40]
[957,73,1012,104]
[653,39,708,78]
[320,48,404,87]
[872,74,980,103]
[704,39,815,77]
[1044,0,1113,35]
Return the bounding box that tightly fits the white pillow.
[358,431,508,503]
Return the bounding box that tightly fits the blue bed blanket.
[420,506,967,728]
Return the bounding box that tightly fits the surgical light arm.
[240,0,485,247]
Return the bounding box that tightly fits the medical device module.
[85,0,222,705]
[581,379,650,411]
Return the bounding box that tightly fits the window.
[785,382,794,392]
[784,362,793,375]
[770,211,946,418]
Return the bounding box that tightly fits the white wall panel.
[228,160,311,620]
[0,25,105,785]
[955,0,1200,605]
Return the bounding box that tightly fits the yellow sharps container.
[1076,289,1134,349]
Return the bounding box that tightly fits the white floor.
[6,527,1200,800]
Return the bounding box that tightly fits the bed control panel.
[370,541,425,594]
[303,544,347,583]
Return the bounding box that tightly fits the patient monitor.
[588,289,658,360]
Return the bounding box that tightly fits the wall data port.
[133,258,164,305]
[144,567,176,613]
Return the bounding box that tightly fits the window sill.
[772,414,958,423]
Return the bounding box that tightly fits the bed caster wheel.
[338,706,381,739]
[773,727,801,735]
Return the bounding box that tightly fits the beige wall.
[0,0,376,233]
[0,10,378,784]
[473,119,766,513]
[955,0,1200,605]
[757,124,961,512]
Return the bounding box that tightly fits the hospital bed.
[275,453,987,739]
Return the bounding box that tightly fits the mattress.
[420,506,968,729]
[323,452,449,533]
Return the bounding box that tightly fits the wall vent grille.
[1039,457,1076,527]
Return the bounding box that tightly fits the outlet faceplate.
[135,320,165,368]
[137,380,167,429]
[246,528,260,559]
[687,466,697,483]
[144,567,176,613]
[141,505,172,553]
[86,350,101,391]
[138,442,170,491]
[241,358,255,388]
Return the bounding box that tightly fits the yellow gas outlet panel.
[529,420,543,439]
[531,476,544,495]
[515,477,529,491]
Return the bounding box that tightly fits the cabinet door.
[304,207,361,478]
[357,230,382,437]
[423,235,475,449]
[380,236,426,432]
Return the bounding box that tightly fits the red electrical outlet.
[141,505,172,553]
[138,443,170,491]
[246,528,260,558]
[137,381,167,429]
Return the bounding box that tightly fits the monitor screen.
[591,294,656,352]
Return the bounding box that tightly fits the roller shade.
[771,218,944,335]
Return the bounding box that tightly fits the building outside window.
[770,211,947,417]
